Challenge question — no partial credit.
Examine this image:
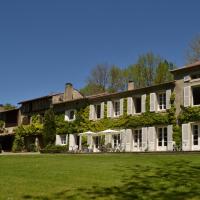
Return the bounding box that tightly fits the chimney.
[64,83,73,101]
[128,81,134,91]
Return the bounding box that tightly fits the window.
[95,104,101,119]
[93,136,104,148]
[60,135,67,145]
[158,127,167,147]
[65,109,75,121]
[135,97,141,113]
[193,125,199,146]
[69,110,75,120]
[134,129,142,147]
[158,93,166,110]
[113,134,121,147]
[114,100,120,117]
[192,87,200,105]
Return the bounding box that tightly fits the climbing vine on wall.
[178,105,200,123]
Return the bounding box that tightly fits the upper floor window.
[192,86,200,106]
[95,104,101,119]
[134,97,141,113]
[65,109,75,121]
[113,100,120,117]
[158,93,166,110]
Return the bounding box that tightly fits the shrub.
[12,134,25,152]
[40,144,68,153]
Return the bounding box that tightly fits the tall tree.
[154,61,176,84]
[88,64,110,91]
[2,103,16,110]
[80,64,110,96]
[186,35,200,64]
[108,65,126,92]
[43,108,56,146]
[137,52,162,86]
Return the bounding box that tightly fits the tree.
[80,52,175,95]
[108,66,126,92]
[137,52,162,86]
[43,108,56,146]
[3,103,16,110]
[80,83,105,96]
[80,64,110,96]
[88,64,110,91]
[186,35,200,64]
[154,60,175,84]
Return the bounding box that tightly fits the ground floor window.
[158,127,167,147]
[93,136,105,148]
[133,129,142,148]
[60,135,67,145]
[192,125,199,146]
[113,134,121,148]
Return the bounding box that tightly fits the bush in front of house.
[40,144,68,153]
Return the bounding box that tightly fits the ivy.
[123,98,127,116]
[179,106,200,123]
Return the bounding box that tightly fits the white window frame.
[113,134,121,148]
[113,100,120,117]
[65,109,76,121]
[60,135,67,145]
[157,127,168,150]
[192,124,200,150]
[133,129,142,150]
[157,92,166,111]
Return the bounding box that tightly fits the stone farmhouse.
[0,61,200,152]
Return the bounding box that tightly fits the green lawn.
[0,154,200,200]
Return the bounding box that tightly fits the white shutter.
[184,86,191,107]
[120,129,126,151]
[148,127,156,151]
[100,102,104,119]
[55,135,61,145]
[120,98,124,116]
[127,97,133,115]
[182,123,191,151]
[150,93,156,112]
[64,110,69,121]
[167,125,173,151]
[89,105,95,120]
[142,127,148,151]
[69,134,76,150]
[125,129,132,151]
[141,94,146,113]
[166,89,171,109]
[107,101,113,118]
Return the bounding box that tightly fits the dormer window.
[65,109,76,121]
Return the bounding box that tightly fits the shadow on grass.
[22,160,200,200]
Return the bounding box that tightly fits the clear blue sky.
[0,0,200,105]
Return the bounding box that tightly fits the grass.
[0,154,200,200]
